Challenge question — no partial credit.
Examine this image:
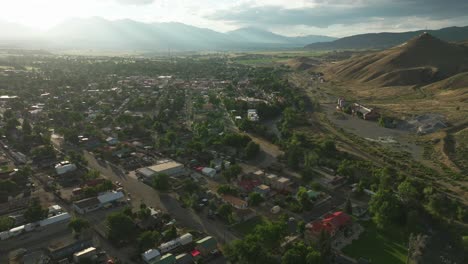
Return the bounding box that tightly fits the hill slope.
[326,33,468,87]
[306,26,468,50]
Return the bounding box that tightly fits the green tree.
[369,189,403,229]
[297,187,312,211]
[217,204,233,222]
[0,216,14,232]
[301,166,316,183]
[106,211,137,244]
[138,230,160,252]
[317,229,332,263]
[162,225,177,241]
[152,173,170,191]
[22,119,32,135]
[244,141,260,160]
[248,192,265,206]
[68,218,90,234]
[24,199,48,222]
[397,178,422,206]
[282,242,321,264]
[344,198,353,215]
[297,220,306,237]
[286,145,302,170]
[217,185,239,196]
[221,164,242,182]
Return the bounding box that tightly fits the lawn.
[231,216,266,236]
[342,221,408,264]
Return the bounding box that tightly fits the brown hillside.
[327,33,468,86]
[422,72,468,91]
[284,56,319,71]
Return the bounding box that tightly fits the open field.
[342,221,408,264]
[230,50,329,66]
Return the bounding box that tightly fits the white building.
[97,191,124,205]
[142,249,161,264]
[201,167,216,178]
[247,109,259,122]
[137,160,185,178]
[73,247,97,263]
[55,161,77,175]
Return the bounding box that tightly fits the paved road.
[83,151,238,245]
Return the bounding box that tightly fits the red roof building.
[306,211,351,239]
[237,179,261,192]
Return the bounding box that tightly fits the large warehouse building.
[137,160,186,179]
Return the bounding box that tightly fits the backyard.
[231,216,266,236]
[342,221,408,264]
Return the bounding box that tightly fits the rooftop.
[148,161,183,173]
[222,195,247,208]
[74,197,100,209]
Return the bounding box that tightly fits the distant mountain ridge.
[227,27,335,45]
[0,18,335,51]
[305,26,468,50]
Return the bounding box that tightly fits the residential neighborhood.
[0,49,465,264]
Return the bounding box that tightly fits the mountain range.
[0,17,335,51]
[305,26,468,50]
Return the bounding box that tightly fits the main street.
[83,151,239,245]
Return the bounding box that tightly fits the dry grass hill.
[326,33,468,87]
[283,56,320,71]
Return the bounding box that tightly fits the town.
[0,52,465,264]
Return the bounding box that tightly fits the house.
[265,174,278,185]
[39,213,71,227]
[306,211,351,241]
[255,184,270,196]
[201,167,216,178]
[337,97,347,110]
[252,170,265,178]
[142,249,161,264]
[97,191,124,205]
[238,179,261,192]
[155,253,176,264]
[303,190,322,201]
[72,197,101,214]
[48,205,63,215]
[55,161,77,175]
[247,109,259,121]
[47,235,93,260]
[106,137,119,145]
[351,103,380,120]
[273,177,291,191]
[175,253,193,264]
[222,195,248,209]
[195,236,218,256]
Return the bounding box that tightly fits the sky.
[2,0,468,37]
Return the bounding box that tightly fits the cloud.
[116,0,155,5]
[207,0,468,28]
